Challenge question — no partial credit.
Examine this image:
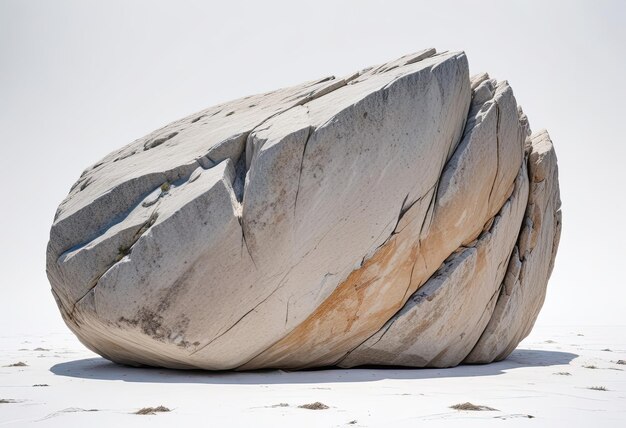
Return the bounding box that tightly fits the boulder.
[46,49,561,370]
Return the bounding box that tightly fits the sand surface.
[1,326,624,427]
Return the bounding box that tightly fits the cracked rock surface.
[46,49,561,370]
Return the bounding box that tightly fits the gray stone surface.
[46,49,561,369]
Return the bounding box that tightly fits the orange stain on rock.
[240,228,426,370]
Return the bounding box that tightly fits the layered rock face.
[46,49,561,370]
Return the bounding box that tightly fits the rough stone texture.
[46,49,561,370]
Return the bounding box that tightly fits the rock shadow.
[50,348,578,385]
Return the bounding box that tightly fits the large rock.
[46,49,561,370]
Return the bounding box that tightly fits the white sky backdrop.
[1,0,624,334]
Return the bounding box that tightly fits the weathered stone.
[46,49,561,370]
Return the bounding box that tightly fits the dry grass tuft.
[450,402,498,411]
[588,386,608,391]
[582,365,597,369]
[4,362,27,367]
[270,403,289,408]
[616,360,626,365]
[134,405,171,415]
[298,402,329,410]
[553,372,571,376]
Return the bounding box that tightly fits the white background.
[1,0,624,334]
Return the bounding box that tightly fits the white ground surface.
[1,326,624,427]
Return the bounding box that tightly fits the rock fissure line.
[487,99,501,210]
[292,125,314,216]
[69,209,160,315]
[339,157,528,366]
